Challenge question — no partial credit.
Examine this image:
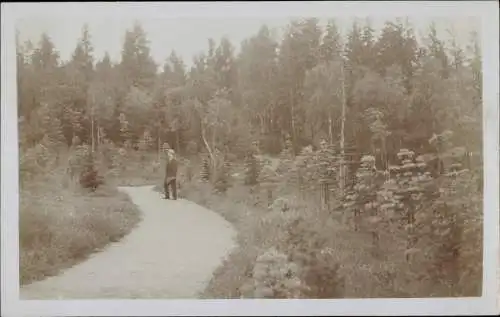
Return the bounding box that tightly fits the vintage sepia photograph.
[2,1,499,316]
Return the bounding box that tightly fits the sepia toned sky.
[16,9,480,69]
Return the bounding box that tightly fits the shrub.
[184,141,482,298]
[200,155,211,182]
[276,138,294,175]
[19,171,141,285]
[343,155,380,232]
[214,158,232,194]
[258,163,280,206]
[244,152,260,186]
[96,138,119,171]
[20,143,52,185]
[414,158,483,296]
[67,144,92,181]
[79,152,104,191]
[283,215,345,298]
[240,248,306,298]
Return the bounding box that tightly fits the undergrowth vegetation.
[20,177,141,285]
[17,16,483,298]
[180,137,482,298]
[19,140,150,285]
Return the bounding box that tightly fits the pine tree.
[277,19,322,155]
[238,25,279,148]
[378,148,435,262]
[79,150,104,191]
[276,135,294,175]
[37,103,66,166]
[415,138,478,295]
[240,247,305,298]
[214,157,231,194]
[138,130,152,150]
[340,144,360,220]
[319,19,342,63]
[354,155,382,252]
[120,22,157,90]
[426,22,450,80]
[258,160,280,206]
[42,114,65,150]
[316,140,338,207]
[244,150,260,186]
[200,155,211,182]
[63,106,84,146]
[138,130,152,165]
[118,112,131,147]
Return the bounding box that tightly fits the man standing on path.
[164,149,178,200]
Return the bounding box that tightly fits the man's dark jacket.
[165,156,178,182]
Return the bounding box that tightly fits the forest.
[18,17,483,298]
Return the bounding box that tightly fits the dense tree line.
[17,17,483,298]
[17,19,481,168]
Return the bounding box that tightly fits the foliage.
[67,144,92,181]
[240,247,306,298]
[17,18,481,168]
[345,155,382,237]
[244,151,260,186]
[20,142,52,184]
[284,215,345,298]
[258,159,281,206]
[17,18,483,298]
[79,152,104,192]
[375,149,435,262]
[20,169,141,285]
[188,138,482,298]
[200,155,211,182]
[313,141,339,187]
[414,141,482,296]
[214,157,232,194]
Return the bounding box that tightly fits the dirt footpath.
[20,185,237,299]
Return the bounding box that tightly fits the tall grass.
[19,161,142,285]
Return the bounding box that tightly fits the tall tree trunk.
[259,114,266,134]
[211,104,221,180]
[89,88,95,153]
[91,112,95,153]
[339,60,347,196]
[311,125,316,144]
[176,129,180,153]
[290,88,297,157]
[201,124,215,172]
[96,122,100,150]
[328,114,333,145]
[157,125,161,162]
[382,135,388,175]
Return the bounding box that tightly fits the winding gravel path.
[20,185,237,299]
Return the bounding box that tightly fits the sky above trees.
[13,1,488,301]
[17,16,479,69]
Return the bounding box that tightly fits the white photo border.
[2,1,499,316]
